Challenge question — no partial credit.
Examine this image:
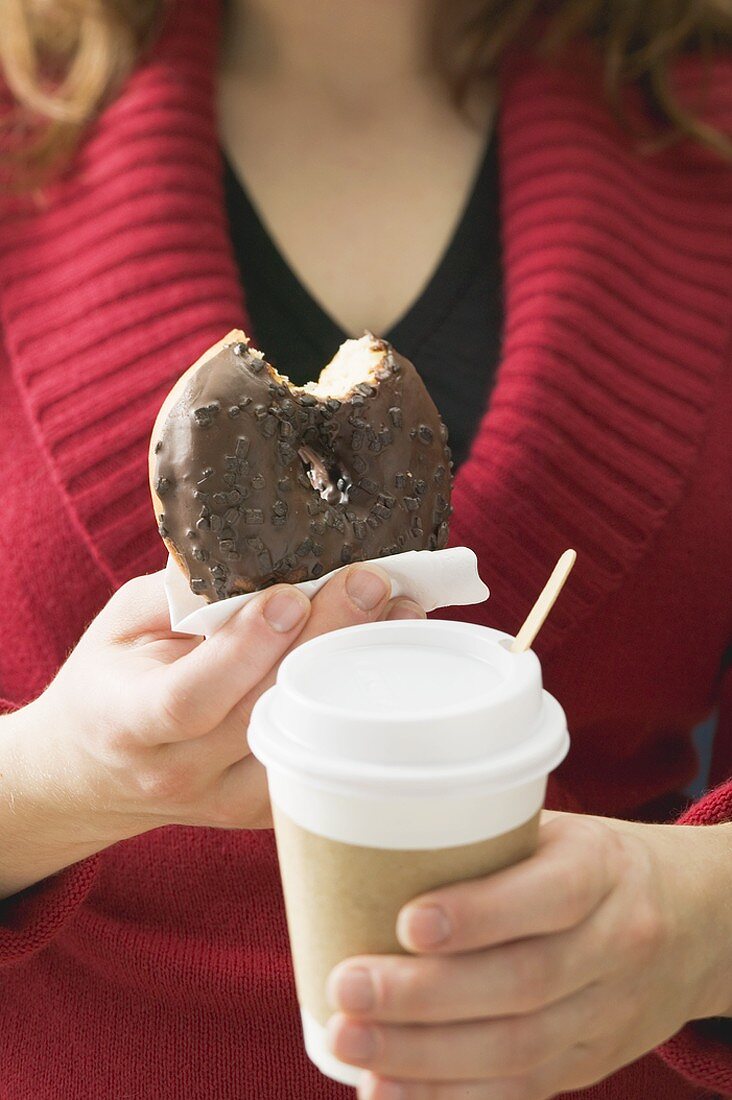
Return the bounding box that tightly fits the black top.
[223,136,503,469]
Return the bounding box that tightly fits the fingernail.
[346,566,391,612]
[262,588,309,633]
[385,599,425,621]
[398,904,451,950]
[328,966,375,1013]
[330,1020,377,1063]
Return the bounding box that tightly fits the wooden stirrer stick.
[510,549,577,654]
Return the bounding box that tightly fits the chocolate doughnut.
[150,330,452,602]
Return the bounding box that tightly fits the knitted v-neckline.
[1,0,729,655]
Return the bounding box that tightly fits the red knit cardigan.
[0,2,731,1097]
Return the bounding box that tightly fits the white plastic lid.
[249,620,569,796]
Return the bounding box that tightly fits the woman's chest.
[219,78,494,336]
[1,40,729,719]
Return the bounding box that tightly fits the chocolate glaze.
[152,335,453,601]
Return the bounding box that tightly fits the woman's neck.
[217,0,495,336]
[222,0,438,101]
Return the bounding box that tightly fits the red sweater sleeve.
[656,776,732,1096]
[0,698,101,966]
[0,857,100,966]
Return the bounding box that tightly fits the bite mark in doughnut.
[150,330,452,602]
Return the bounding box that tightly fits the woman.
[0,1,730,1098]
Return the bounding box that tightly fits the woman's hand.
[0,565,422,897]
[326,812,732,1100]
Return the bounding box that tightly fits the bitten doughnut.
[150,330,452,601]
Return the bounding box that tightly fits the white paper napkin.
[165,547,489,637]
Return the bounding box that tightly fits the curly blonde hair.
[2,0,731,189]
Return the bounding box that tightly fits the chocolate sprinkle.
[193,403,220,427]
[278,443,297,465]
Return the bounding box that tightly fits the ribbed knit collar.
[1,0,730,655]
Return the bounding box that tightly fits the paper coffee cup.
[249,620,569,1088]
